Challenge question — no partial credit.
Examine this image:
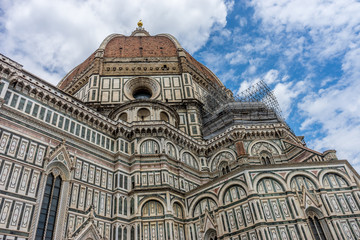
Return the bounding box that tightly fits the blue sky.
[1,0,360,171]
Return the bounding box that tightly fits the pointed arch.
[72,221,102,240]
[35,173,62,239]
[192,197,218,217]
[45,144,73,181]
[34,143,72,239]
[204,228,217,240]
[306,207,332,240]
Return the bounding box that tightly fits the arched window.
[210,151,235,172]
[114,196,118,215]
[112,226,116,240]
[130,198,135,215]
[124,198,128,215]
[223,185,247,205]
[218,161,230,176]
[142,200,164,217]
[140,140,160,154]
[160,112,169,122]
[290,175,317,191]
[257,178,284,194]
[131,226,135,240]
[182,152,199,170]
[119,197,123,214]
[166,142,177,159]
[322,173,349,188]
[123,227,127,239]
[141,200,166,240]
[118,226,122,240]
[193,198,217,217]
[173,203,184,218]
[260,151,272,165]
[35,173,62,239]
[307,210,327,240]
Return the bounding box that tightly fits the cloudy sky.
[1,0,360,171]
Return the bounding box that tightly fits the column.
[28,173,47,240]
[53,180,71,240]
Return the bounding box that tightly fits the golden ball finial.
[138,20,143,28]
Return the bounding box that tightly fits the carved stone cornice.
[9,75,120,135]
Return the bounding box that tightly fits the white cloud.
[263,69,279,84]
[242,58,263,76]
[249,0,360,167]
[238,17,247,27]
[219,68,238,84]
[250,0,360,60]
[0,0,228,84]
[236,79,255,95]
[273,79,308,119]
[225,0,235,12]
[225,51,247,65]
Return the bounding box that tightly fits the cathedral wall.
[3,88,117,153]
[0,114,119,239]
[0,87,204,239]
[0,124,44,240]
[1,56,360,240]
[183,161,360,240]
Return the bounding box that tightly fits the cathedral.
[0,22,360,240]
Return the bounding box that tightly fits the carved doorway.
[204,229,217,240]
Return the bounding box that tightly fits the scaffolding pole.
[200,80,284,122]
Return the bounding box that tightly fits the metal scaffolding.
[200,80,284,122]
[234,80,284,121]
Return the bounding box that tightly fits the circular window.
[133,88,152,99]
[124,77,161,100]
